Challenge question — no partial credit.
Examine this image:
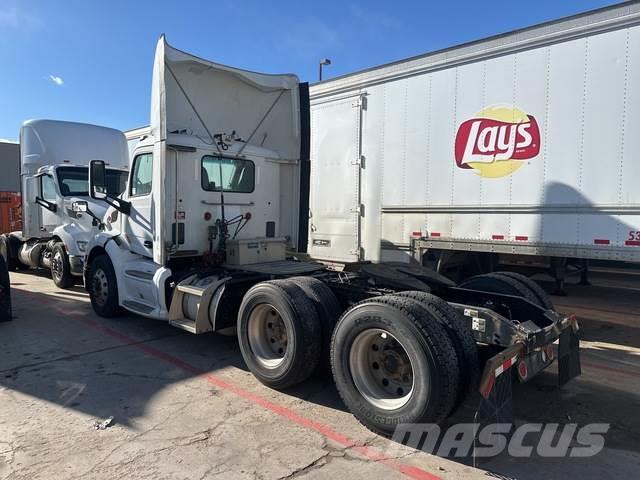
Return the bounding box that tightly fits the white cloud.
[49,75,64,86]
[0,138,17,144]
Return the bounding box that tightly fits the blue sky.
[0,0,621,140]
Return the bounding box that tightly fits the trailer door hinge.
[351,96,367,110]
[351,204,365,217]
[352,155,365,168]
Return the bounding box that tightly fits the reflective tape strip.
[495,355,518,378]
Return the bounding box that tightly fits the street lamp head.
[320,58,332,66]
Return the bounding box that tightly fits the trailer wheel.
[395,291,479,410]
[51,243,74,289]
[491,272,553,309]
[87,254,122,317]
[0,254,11,322]
[458,273,539,305]
[237,280,322,389]
[286,276,341,372]
[331,295,459,436]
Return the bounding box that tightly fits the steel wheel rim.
[93,268,109,306]
[247,304,288,369]
[349,328,417,410]
[51,251,63,280]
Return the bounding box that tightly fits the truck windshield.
[57,166,127,197]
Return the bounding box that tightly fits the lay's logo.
[454,105,541,178]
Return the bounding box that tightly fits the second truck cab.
[0,119,129,288]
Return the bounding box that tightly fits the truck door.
[308,94,364,262]
[125,151,155,257]
[38,174,59,234]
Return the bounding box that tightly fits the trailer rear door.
[309,94,363,262]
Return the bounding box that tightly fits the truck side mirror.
[89,160,107,200]
[89,159,131,215]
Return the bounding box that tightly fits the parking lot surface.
[1,268,640,480]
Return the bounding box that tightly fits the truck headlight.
[76,241,88,253]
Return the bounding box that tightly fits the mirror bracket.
[35,196,57,213]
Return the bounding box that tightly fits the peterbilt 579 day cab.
[309,2,640,292]
[0,120,128,288]
[84,36,580,435]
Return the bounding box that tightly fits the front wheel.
[51,243,74,289]
[87,254,122,317]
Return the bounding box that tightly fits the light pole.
[319,58,331,81]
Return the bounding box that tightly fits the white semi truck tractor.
[0,120,129,288]
[83,36,580,435]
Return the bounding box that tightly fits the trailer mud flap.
[558,318,581,386]
[476,344,522,426]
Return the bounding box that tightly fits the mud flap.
[558,318,581,386]
[476,371,513,426]
[476,344,522,426]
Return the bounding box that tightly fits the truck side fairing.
[149,36,303,265]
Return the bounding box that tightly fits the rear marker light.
[430,232,441,237]
[594,239,610,245]
[626,240,640,246]
[515,236,528,241]
[204,212,212,221]
[492,234,504,240]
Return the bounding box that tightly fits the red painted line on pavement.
[15,288,443,480]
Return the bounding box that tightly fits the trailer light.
[76,241,88,253]
[518,361,528,380]
[204,212,212,221]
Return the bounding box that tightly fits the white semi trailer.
[309,2,640,292]
[0,120,129,288]
[83,36,580,435]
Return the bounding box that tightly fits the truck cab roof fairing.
[150,35,301,161]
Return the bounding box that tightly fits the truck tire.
[51,243,74,289]
[458,273,539,305]
[286,276,341,373]
[0,254,11,322]
[394,291,479,410]
[237,280,322,389]
[0,235,18,271]
[491,271,554,310]
[87,254,122,317]
[331,295,459,436]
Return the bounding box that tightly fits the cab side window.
[130,153,153,197]
[41,175,57,203]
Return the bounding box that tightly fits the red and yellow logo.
[454,105,541,178]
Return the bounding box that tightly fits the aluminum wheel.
[92,268,109,307]
[349,328,417,410]
[247,304,288,369]
[51,251,63,281]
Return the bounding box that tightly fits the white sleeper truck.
[0,120,129,288]
[309,2,640,293]
[83,36,580,435]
